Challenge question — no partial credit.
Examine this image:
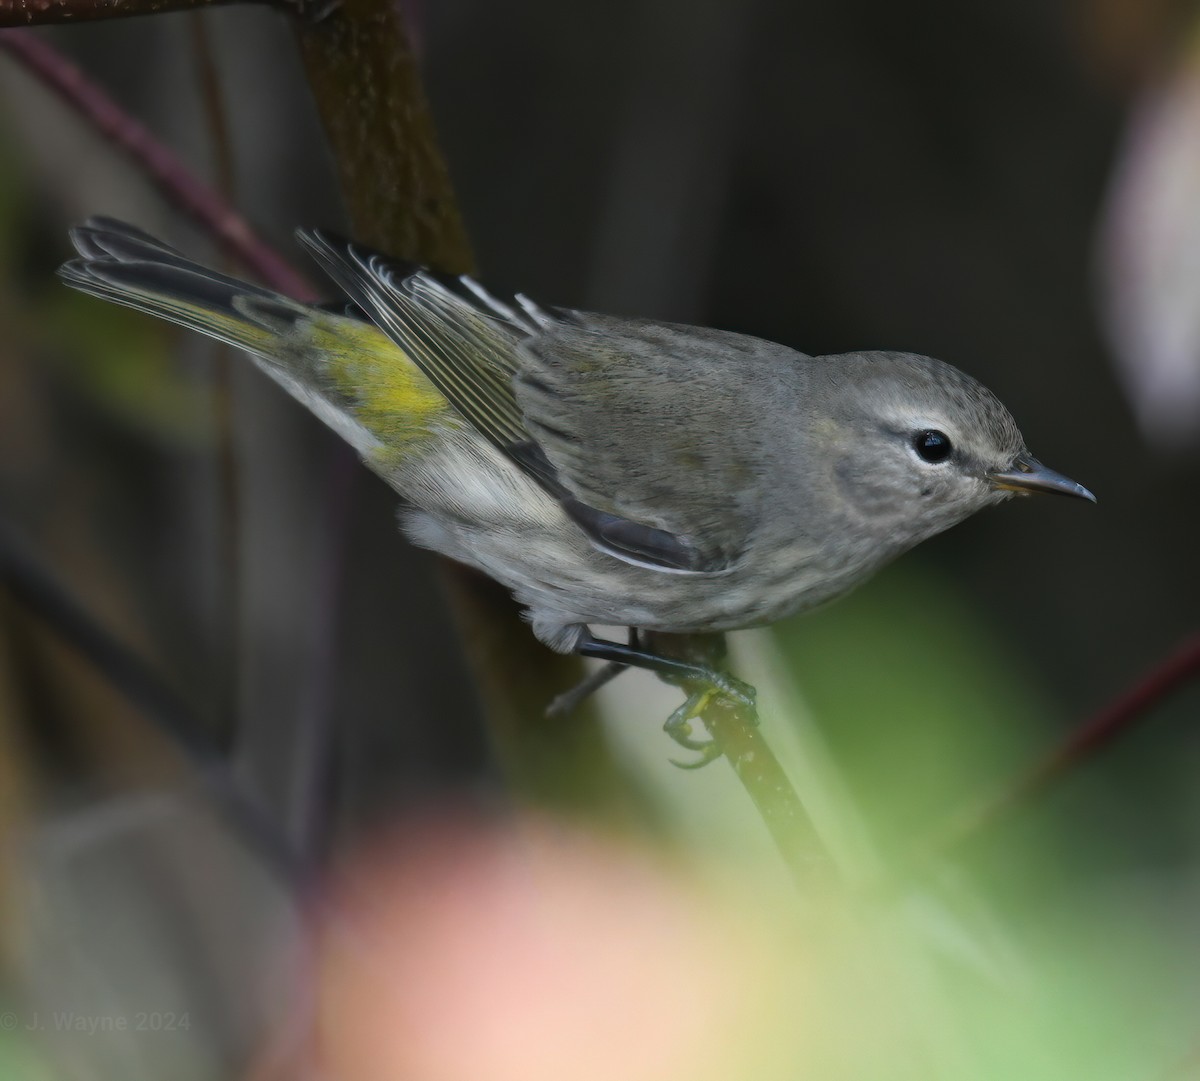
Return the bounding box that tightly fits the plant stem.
[188,14,242,750]
[292,0,652,822]
[0,31,317,300]
[934,633,1200,854]
[643,631,835,887]
[0,0,297,28]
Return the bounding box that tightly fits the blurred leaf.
[0,126,32,274]
[44,292,213,448]
[0,1031,54,1081]
[753,560,1197,1078]
[771,558,1055,850]
[1097,17,1200,445]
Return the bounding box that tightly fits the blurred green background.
[0,1,1197,1078]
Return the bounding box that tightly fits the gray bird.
[59,219,1094,756]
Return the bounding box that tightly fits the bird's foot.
[663,674,759,769]
[573,629,757,765]
[664,688,722,769]
[704,670,757,714]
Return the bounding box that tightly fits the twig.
[190,16,236,210]
[932,633,1200,855]
[0,519,307,885]
[0,32,317,301]
[545,661,626,718]
[0,0,303,28]
[189,14,242,748]
[293,0,655,824]
[705,694,834,883]
[644,630,834,887]
[286,452,356,858]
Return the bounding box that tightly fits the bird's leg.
[545,631,636,718]
[576,631,755,706]
[576,629,756,767]
[544,661,625,717]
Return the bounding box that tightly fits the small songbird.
[60,218,1094,757]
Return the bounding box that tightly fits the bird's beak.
[987,453,1096,502]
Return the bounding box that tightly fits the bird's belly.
[394,441,876,639]
[409,508,852,635]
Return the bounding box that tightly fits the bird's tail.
[58,218,454,465]
[59,218,313,359]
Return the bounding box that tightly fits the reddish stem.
[940,634,1200,851]
[0,31,317,301]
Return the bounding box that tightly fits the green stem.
[644,630,835,887]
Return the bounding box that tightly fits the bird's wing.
[512,315,775,573]
[298,232,766,573]
[298,230,533,452]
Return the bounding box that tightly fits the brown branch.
[291,0,472,270]
[291,0,655,823]
[0,0,296,28]
[706,697,834,883]
[3,25,646,824]
[0,31,317,300]
[932,633,1200,856]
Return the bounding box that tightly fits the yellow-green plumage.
[58,219,458,477]
[305,317,458,460]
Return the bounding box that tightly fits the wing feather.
[297,231,753,573]
[297,232,528,451]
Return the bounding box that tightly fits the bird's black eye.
[913,429,953,463]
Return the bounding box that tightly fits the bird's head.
[813,351,1094,546]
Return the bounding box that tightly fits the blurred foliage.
[1097,3,1200,445]
[0,133,28,269]
[47,297,213,449]
[0,1034,53,1081]
[775,559,1054,848]
[753,561,1197,1080]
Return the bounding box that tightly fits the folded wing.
[298,232,761,573]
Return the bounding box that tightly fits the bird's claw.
[661,667,761,767]
[709,671,757,714]
[664,691,711,744]
[662,688,721,769]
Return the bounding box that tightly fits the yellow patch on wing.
[307,317,460,459]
